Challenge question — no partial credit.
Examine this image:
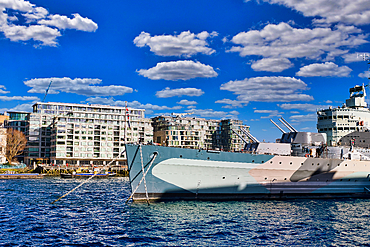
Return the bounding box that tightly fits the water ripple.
[1,177,370,246]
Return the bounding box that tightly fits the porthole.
[180,155,182,158]
[270,161,273,164]
[312,163,314,166]
[261,161,264,163]
[327,164,330,166]
[290,162,292,165]
[345,164,347,166]
[207,157,210,160]
[279,162,282,164]
[317,163,320,166]
[222,177,225,179]
[252,160,255,163]
[301,163,303,166]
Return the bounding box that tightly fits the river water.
[0,177,369,246]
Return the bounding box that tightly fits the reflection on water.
[0,177,369,246]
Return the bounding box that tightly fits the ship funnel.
[270,119,286,133]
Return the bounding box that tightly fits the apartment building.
[26,102,153,166]
[152,115,219,149]
[0,113,9,127]
[214,119,250,151]
[152,115,250,151]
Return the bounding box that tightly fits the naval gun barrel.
[280,117,297,132]
[278,118,294,132]
[279,117,297,132]
[231,129,249,144]
[270,119,286,133]
[240,128,259,143]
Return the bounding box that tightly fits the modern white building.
[26,102,153,166]
[317,85,370,146]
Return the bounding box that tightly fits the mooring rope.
[51,147,126,204]
[140,145,150,205]
[125,151,158,204]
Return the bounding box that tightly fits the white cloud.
[133,31,216,57]
[0,103,34,113]
[342,53,370,63]
[215,99,246,108]
[84,97,182,112]
[130,101,182,111]
[359,70,370,78]
[260,0,370,26]
[38,13,98,32]
[1,24,61,46]
[0,95,39,101]
[289,113,317,122]
[301,127,314,131]
[156,87,204,98]
[251,58,293,72]
[137,60,218,81]
[278,103,331,112]
[177,99,197,105]
[229,22,367,62]
[24,77,133,96]
[0,0,97,46]
[296,62,352,77]
[254,109,283,118]
[220,76,313,104]
[185,108,239,119]
[0,85,9,94]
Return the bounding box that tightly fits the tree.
[4,129,27,164]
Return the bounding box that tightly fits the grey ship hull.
[126,144,370,202]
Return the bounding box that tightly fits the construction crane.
[42,81,52,102]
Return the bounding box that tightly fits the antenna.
[42,81,52,102]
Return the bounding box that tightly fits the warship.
[126,85,370,202]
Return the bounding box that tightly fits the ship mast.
[358,53,370,105]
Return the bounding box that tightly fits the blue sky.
[1,0,370,141]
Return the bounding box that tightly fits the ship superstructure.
[317,85,370,146]
[126,84,370,202]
